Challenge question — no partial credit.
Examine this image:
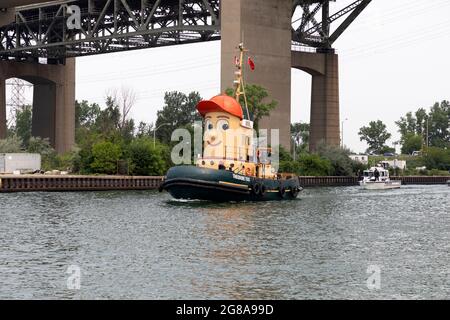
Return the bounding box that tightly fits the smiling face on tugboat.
[196,95,245,159]
[203,111,241,148]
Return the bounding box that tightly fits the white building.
[349,154,369,165]
[380,160,407,170]
[0,153,41,174]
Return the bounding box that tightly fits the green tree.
[358,120,392,154]
[396,101,450,152]
[75,131,103,174]
[401,133,423,155]
[15,105,32,147]
[396,111,417,140]
[317,143,355,176]
[93,97,121,136]
[127,138,168,176]
[155,91,202,144]
[277,145,333,176]
[0,136,23,153]
[120,118,135,143]
[27,137,57,171]
[55,149,81,172]
[136,121,154,139]
[422,147,450,171]
[90,141,122,174]
[427,101,450,149]
[278,145,297,173]
[415,108,427,135]
[297,153,332,176]
[75,100,101,129]
[225,84,277,131]
[291,122,310,155]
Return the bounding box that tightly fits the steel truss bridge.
[0,0,371,62]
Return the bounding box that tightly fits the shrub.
[90,141,122,174]
[127,138,168,176]
[0,136,23,153]
[316,143,354,176]
[422,147,450,171]
[27,137,57,171]
[297,153,333,176]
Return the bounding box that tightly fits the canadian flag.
[248,57,255,71]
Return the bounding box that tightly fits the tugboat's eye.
[217,120,229,131]
[205,120,213,130]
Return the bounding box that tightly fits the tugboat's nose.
[211,136,216,142]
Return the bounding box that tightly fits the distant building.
[349,154,368,165]
[380,160,407,170]
[0,153,41,174]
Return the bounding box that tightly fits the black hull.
[160,166,302,202]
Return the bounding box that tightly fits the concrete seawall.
[0,175,448,193]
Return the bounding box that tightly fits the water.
[0,185,449,300]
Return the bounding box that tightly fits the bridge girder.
[0,0,371,61]
[0,0,221,61]
[292,0,372,49]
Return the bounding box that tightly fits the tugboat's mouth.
[207,140,222,147]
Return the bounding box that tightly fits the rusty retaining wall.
[0,175,448,193]
[0,175,164,192]
[297,176,450,187]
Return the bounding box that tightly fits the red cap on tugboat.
[196,95,244,120]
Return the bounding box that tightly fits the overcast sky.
[7,0,450,153]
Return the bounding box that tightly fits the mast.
[234,43,251,121]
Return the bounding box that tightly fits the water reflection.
[0,185,449,299]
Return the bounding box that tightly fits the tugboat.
[160,43,302,201]
[359,164,401,190]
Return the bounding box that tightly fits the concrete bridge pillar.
[220,0,292,150]
[292,50,340,152]
[0,8,15,27]
[0,78,6,139]
[0,59,76,153]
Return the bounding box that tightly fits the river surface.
[0,185,449,299]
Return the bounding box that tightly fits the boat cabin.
[362,165,390,182]
[195,95,276,179]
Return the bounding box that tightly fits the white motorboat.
[359,165,401,190]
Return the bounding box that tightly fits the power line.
[77,56,219,83]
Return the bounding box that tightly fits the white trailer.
[0,153,41,174]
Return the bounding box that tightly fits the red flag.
[248,57,255,71]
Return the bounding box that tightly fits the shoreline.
[0,174,449,193]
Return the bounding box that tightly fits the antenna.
[233,42,250,121]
